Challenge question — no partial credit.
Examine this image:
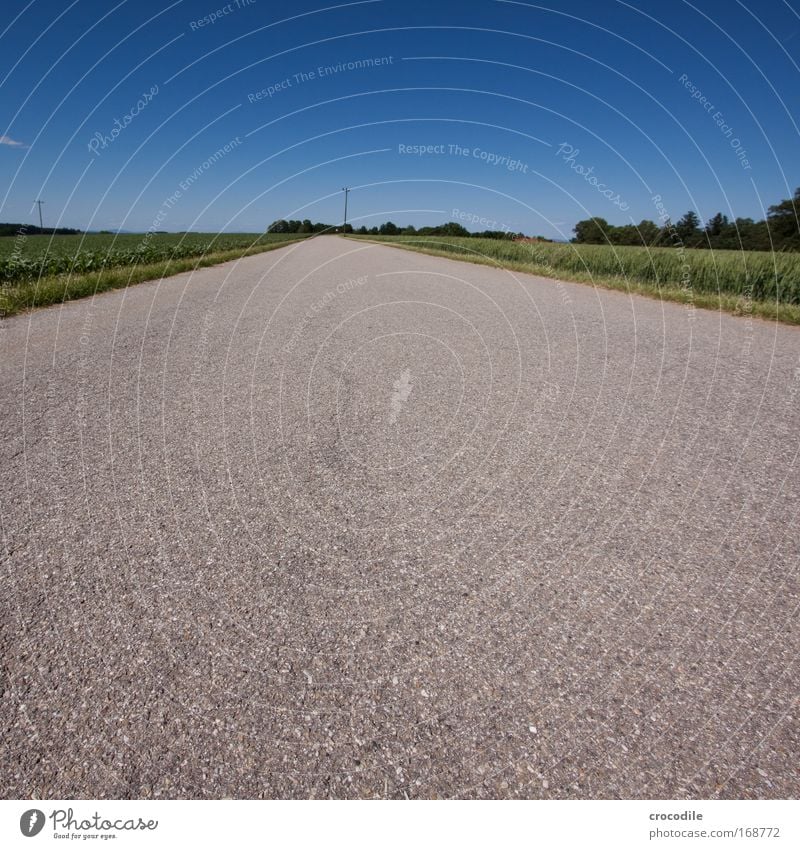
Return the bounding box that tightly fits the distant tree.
[438,221,469,236]
[0,223,81,236]
[657,217,675,244]
[267,219,289,233]
[300,219,314,233]
[635,219,661,246]
[607,224,642,245]
[734,217,771,251]
[705,212,728,237]
[401,225,417,235]
[572,217,610,244]
[356,225,368,234]
[379,221,400,235]
[767,187,800,250]
[712,220,739,250]
[675,210,701,244]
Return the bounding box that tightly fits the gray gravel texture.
[1,235,798,799]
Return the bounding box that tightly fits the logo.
[20,809,45,837]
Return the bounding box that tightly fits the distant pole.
[34,199,44,229]
[341,186,350,230]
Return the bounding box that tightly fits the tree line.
[0,223,82,237]
[267,218,545,240]
[350,221,531,239]
[572,187,800,251]
[266,219,336,234]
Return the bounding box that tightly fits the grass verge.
[344,235,800,326]
[0,238,305,318]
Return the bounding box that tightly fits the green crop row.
[0,233,307,284]
[351,236,800,305]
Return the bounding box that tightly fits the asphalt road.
[1,235,798,799]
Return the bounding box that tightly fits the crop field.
[0,231,309,315]
[0,232,307,284]
[349,235,800,322]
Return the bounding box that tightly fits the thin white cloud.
[0,135,26,148]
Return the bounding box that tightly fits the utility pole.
[341,187,350,231]
[34,199,44,230]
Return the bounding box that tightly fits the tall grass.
[348,235,800,322]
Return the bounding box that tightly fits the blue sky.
[1,0,799,238]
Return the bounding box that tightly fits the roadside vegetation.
[0,232,307,316]
[345,187,800,252]
[571,187,800,251]
[346,234,800,324]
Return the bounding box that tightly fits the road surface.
[1,235,798,798]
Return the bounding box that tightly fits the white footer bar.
[1,799,797,848]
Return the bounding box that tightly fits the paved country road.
[1,235,798,799]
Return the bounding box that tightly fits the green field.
[347,235,800,324]
[0,232,307,284]
[0,232,308,316]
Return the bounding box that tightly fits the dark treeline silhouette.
[267,218,549,240]
[267,219,335,234]
[354,221,534,239]
[0,223,82,237]
[573,188,800,251]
